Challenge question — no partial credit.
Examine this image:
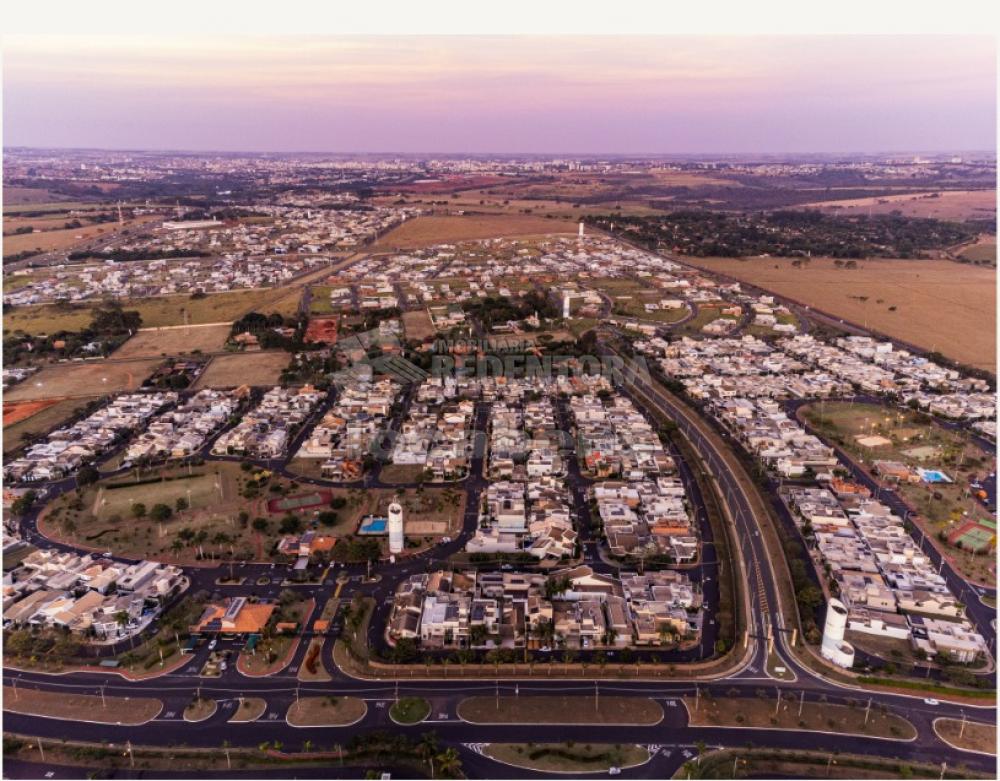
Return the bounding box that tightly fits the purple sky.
[3,35,996,154]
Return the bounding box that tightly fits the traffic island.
[2,686,162,725]
[286,696,367,727]
[183,696,218,723]
[458,695,663,725]
[484,743,650,773]
[934,718,997,755]
[228,697,268,723]
[389,696,431,725]
[684,695,916,740]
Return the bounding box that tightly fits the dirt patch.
[458,695,662,725]
[2,685,162,724]
[795,189,996,222]
[286,696,367,726]
[684,256,997,372]
[297,638,332,682]
[193,351,290,388]
[3,359,161,401]
[684,695,916,740]
[113,324,232,359]
[3,398,63,426]
[374,214,574,249]
[934,717,996,754]
[183,697,218,722]
[304,316,339,344]
[402,310,435,341]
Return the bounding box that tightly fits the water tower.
[388,501,404,554]
[820,598,855,668]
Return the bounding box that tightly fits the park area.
[683,256,996,372]
[2,358,160,401]
[193,351,291,388]
[457,695,663,725]
[801,401,996,585]
[111,324,232,359]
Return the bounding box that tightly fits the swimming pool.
[918,469,952,484]
[358,517,388,535]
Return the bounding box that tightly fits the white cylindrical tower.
[562,292,572,319]
[388,501,404,554]
[578,221,584,238]
[820,598,855,668]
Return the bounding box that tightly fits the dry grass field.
[112,324,232,359]
[193,351,290,388]
[684,257,996,372]
[2,186,80,206]
[2,217,156,256]
[3,359,160,401]
[957,234,997,265]
[374,214,575,249]
[797,189,996,221]
[4,288,300,335]
[402,309,435,341]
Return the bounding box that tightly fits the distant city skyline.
[3,35,996,154]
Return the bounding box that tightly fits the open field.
[934,717,996,754]
[112,324,232,359]
[2,686,162,725]
[957,234,997,265]
[3,396,100,455]
[3,358,160,401]
[402,309,435,341]
[3,186,93,207]
[373,214,575,249]
[683,695,916,739]
[458,695,663,725]
[683,257,996,372]
[484,743,649,774]
[796,189,996,221]
[3,397,63,426]
[286,696,367,726]
[2,217,157,256]
[4,288,300,335]
[193,351,290,388]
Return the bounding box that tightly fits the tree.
[11,491,38,516]
[175,497,189,512]
[251,517,270,533]
[317,511,339,527]
[76,465,101,486]
[149,504,173,523]
[434,747,462,778]
[115,610,131,636]
[131,502,147,519]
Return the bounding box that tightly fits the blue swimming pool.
[358,517,388,535]
[918,469,951,484]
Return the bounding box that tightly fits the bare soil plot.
[298,638,332,682]
[3,396,101,455]
[193,351,290,388]
[957,235,997,265]
[229,697,268,723]
[796,189,996,221]
[684,695,915,739]
[286,696,367,726]
[934,717,996,754]
[458,695,662,725]
[402,310,435,341]
[112,324,232,359]
[374,214,574,249]
[684,257,997,372]
[3,398,63,426]
[3,358,160,401]
[2,686,162,724]
[484,743,649,773]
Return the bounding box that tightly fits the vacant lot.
[374,214,574,249]
[458,695,662,725]
[402,309,435,341]
[3,396,100,455]
[957,235,997,265]
[2,686,162,725]
[685,257,996,372]
[3,398,63,426]
[797,189,996,221]
[3,358,160,401]
[684,696,915,739]
[193,351,290,388]
[2,218,155,256]
[113,324,232,359]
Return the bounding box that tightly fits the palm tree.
[303,739,313,754]
[434,747,462,778]
[417,732,439,777]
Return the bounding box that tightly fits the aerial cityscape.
[1,21,998,781]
